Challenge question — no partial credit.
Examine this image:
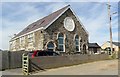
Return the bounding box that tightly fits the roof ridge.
[36,5,70,22]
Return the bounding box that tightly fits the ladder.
[22,53,29,75]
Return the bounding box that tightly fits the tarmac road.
[33,59,118,75]
[1,59,118,75]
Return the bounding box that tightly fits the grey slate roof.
[14,5,70,38]
[108,41,120,47]
[88,43,101,48]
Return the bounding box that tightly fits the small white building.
[101,41,120,52]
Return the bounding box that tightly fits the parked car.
[28,50,60,58]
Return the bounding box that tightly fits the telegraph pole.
[107,0,113,55]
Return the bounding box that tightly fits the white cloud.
[2,3,47,50]
[78,2,118,46]
[2,2,69,50]
[112,31,118,41]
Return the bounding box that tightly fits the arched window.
[75,35,80,52]
[58,33,64,51]
[47,41,54,51]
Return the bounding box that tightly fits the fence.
[0,51,28,71]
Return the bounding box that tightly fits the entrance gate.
[22,53,29,75]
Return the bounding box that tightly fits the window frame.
[57,33,65,52]
[75,34,81,52]
[20,36,25,45]
[28,33,34,43]
[47,41,54,50]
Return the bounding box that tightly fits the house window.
[75,35,80,52]
[47,41,54,51]
[10,40,16,49]
[10,41,13,50]
[58,33,64,51]
[20,36,25,44]
[13,40,16,47]
[28,33,34,43]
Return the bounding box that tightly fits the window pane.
[58,33,64,51]
[76,46,79,51]
[58,38,63,44]
[47,42,54,49]
[58,33,63,37]
[58,45,63,51]
[75,40,79,45]
[75,35,79,39]
[75,35,79,51]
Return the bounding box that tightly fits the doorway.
[83,44,87,54]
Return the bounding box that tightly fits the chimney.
[14,34,16,36]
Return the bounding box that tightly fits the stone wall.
[29,54,109,72]
[43,8,89,54]
[0,50,109,72]
[10,30,44,51]
[34,30,44,50]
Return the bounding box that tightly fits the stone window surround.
[19,36,25,50]
[27,33,35,51]
[9,41,13,50]
[74,34,81,52]
[27,33,35,43]
[11,40,16,49]
[57,32,66,52]
[20,36,25,45]
[45,40,57,51]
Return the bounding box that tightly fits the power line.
[93,2,118,9]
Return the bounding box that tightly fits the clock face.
[64,17,75,31]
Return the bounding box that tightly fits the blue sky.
[1,1,118,50]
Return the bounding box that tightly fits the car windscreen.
[37,51,59,56]
[38,51,47,56]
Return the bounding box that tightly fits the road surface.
[1,59,118,75]
[32,59,118,75]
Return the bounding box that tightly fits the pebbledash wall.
[9,6,89,54]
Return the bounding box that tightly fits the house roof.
[14,5,70,38]
[88,43,101,48]
[108,41,120,47]
[12,5,89,40]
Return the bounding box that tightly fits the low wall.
[29,54,109,72]
[0,51,109,71]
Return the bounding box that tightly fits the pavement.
[1,68,23,75]
[0,59,118,75]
